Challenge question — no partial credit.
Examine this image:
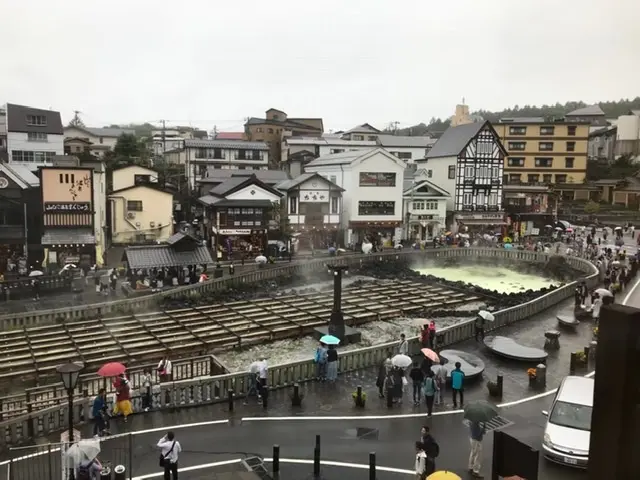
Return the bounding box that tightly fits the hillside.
[396,97,640,136]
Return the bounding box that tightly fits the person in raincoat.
[112,373,133,422]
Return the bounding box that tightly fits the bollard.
[273,445,280,473]
[584,346,590,360]
[228,389,234,412]
[570,352,577,374]
[356,385,363,406]
[536,363,547,387]
[315,434,321,450]
[114,465,126,480]
[369,452,376,480]
[292,383,302,407]
[496,375,504,398]
[313,447,320,477]
[589,340,597,365]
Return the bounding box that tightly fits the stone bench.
[544,330,561,350]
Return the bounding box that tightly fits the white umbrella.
[28,270,44,277]
[391,354,412,368]
[66,439,101,466]
[255,255,267,264]
[595,288,613,297]
[554,227,563,231]
[249,361,261,374]
[361,242,373,254]
[614,226,622,231]
[478,310,495,321]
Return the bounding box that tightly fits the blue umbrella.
[503,243,513,249]
[320,334,340,345]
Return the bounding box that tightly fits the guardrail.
[0,249,598,449]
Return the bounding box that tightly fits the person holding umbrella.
[463,400,498,478]
[112,373,133,422]
[475,310,494,342]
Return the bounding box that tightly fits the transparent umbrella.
[66,439,101,467]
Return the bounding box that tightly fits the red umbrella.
[421,348,440,363]
[98,362,126,377]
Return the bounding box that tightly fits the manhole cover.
[463,415,513,432]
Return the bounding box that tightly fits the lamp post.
[326,264,348,342]
[57,361,84,443]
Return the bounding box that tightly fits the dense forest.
[395,97,640,136]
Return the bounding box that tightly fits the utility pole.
[160,119,167,155]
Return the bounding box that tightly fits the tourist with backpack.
[422,370,439,416]
[420,426,439,475]
[76,457,102,480]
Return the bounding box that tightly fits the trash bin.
[99,465,111,478]
[114,464,126,480]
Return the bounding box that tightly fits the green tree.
[584,201,600,214]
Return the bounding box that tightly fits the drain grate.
[463,415,513,432]
[241,456,272,480]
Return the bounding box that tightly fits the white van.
[542,375,594,468]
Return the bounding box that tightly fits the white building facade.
[304,148,406,246]
[64,126,135,157]
[421,121,506,231]
[402,170,449,241]
[4,103,64,170]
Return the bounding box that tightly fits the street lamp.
[326,264,348,342]
[57,361,84,443]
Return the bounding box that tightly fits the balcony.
[503,181,551,192]
[505,204,553,215]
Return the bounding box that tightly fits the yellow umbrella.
[427,472,461,480]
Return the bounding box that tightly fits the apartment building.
[4,103,64,170]
[64,126,135,157]
[493,117,590,185]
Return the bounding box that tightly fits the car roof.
[557,376,594,406]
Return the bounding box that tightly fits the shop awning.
[124,244,213,269]
[42,229,95,245]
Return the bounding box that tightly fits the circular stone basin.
[557,315,579,327]
[483,336,548,362]
[431,349,485,381]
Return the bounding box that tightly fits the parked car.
[542,375,594,468]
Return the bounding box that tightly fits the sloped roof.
[498,117,545,123]
[305,149,375,167]
[64,126,135,137]
[125,244,213,269]
[0,163,40,188]
[275,172,344,192]
[403,178,450,197]
[6,103,63,135]
[344,123,380,134]
[166,231,200,246]
[566,105,605,116]
[42,229,95,245]
[425,122,485,159]
[376,134,436,148]
[198,169,290,185]
[208,177,248,196]
[185,139,268,150]
[208,174,283,198]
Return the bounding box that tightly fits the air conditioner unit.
[127,212,136,219]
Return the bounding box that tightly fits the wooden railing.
[0,249,599,449]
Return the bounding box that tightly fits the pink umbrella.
[97,362,126,377]
[421,348,440,363]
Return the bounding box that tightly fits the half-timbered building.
[418,121,507,231]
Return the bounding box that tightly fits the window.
[464,166,474,178]
[535,157,553,167]
[539,142,554,151]
[566,141,576,152]
[555,174,567,183]
[353,135,364,141]
[543,174,553,183]
[476,192,485,205]
[256,128,263,133]
[358,201,395,215]
[359,172,396,187]
[488,194,498,206]
[567,125,577,136]
[329,149,344,154]
[127,200,143,211]
[507,157,524,167]
[11,150,55,163]
[427,170,433,178]
[331,196,339,214]
[448,165,455,179]
[267,128,274,134]
[134,174,152,184]
[26,115,46,126]
[565,157,575,168]
[463,193,472,205]
[509,126,526,135]
[527,174,540,183]
[367,136,377,141]
[540,126,555,135]
[27,132,47,142]
[329,175,337,184]
[508,141,526,151]
[391,151,412,160]
[289,196,297,214]
[412,201,424,210]
[508,174,522,183]
[425,201,438,210]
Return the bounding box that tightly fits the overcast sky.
[2,0,638,132]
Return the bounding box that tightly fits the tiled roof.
[498,117,546,123]
[6,103,63,135]
[208,177,247,196]
[198,169,290,185]
[214,132,245,140]
[184,139,268,150]
[0,163,40,188]
[125,244,213,269]
[376,134,436,148]
[212,199,274,208]
[344,123,380,134]
[566,105,605,116]
[425,122,485,159]
[42,229,95,245]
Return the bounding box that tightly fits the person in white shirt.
[157,431,182,480]
[414,441,428,479]
[158,356,172,382]
[398,334,408,355]
[258,358,268,400]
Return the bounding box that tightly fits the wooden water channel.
[0,280,483,418]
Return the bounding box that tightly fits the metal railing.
[0,249,599,449]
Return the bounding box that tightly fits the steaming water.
[415,266,557,294]
[217,301,486,373]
